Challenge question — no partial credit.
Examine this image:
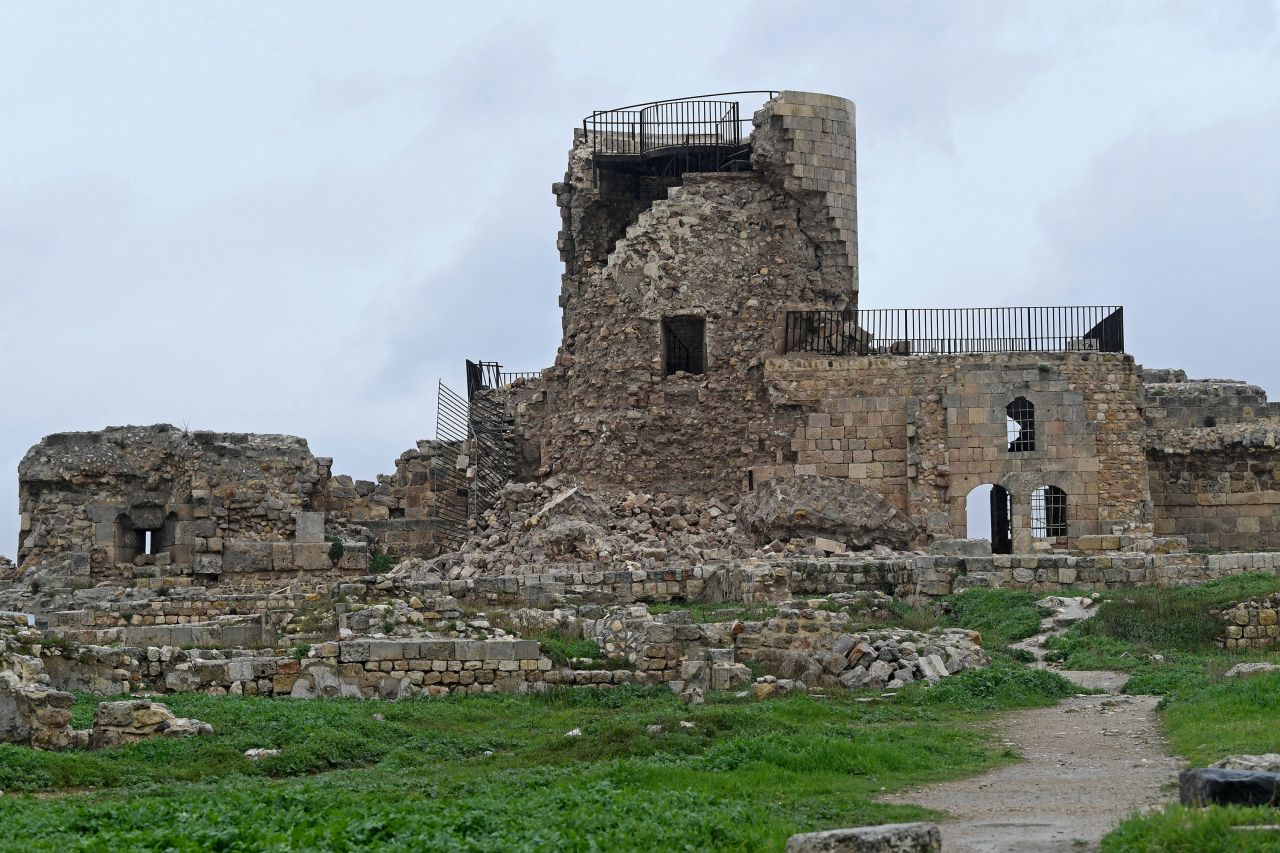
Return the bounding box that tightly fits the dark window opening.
[1031,486,1068,538]
[1006,397,1036,452]
[663,316,705,376]
[989,485,1013,554]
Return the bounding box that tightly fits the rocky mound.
[737,476,919,550]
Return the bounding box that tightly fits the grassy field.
[32,581,1280,851]
[0,612,1077,852]
[1025,573,1280,851]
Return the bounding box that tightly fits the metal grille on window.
[663,316,705,376]
[1031,485,1067,538]
[1006,397,1035,452]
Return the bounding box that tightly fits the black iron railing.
[784,306,1125,356]
[465,360,540,399]
[431,381,470,552]
[584,91,778,159]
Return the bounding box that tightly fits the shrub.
[368,550,394,574]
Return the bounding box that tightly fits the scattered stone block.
[88,700,212,749]
[1181,768,1280,807]
[785,822,941,852]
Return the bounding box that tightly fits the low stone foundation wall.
[36,638,562,699]
[386,550,1280,609]
[1219,593,1280,650]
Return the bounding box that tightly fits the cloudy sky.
[1,1,1278,555]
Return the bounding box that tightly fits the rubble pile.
[766,627,988,691]
[415,480,752,578]
[415,479,924,580]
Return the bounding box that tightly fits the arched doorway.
[966,484,1013,554]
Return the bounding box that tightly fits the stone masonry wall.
[327,439,468,559]
[1149,424,1280,550]
[759,352,1150,549]
[535,90,858,499]
[1218,592,1280,650]
[1143,369,1280,436]
[752,91,858,290]
[385,550,1280,611]
[17,426,334,587]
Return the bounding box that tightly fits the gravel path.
[881,593,1184,853]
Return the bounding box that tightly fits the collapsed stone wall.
[532,91,858,499]
[1149,425,1280,550]
[1218,593,1280,650]
[326,439,467,558]
[760,352,1150,548]
[1143,369,1280,435]
[16,425,337,587]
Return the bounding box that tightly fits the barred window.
[1031,485,1067,538]
[1006,397,1035,452]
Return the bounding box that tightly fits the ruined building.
[8,90,1280,632]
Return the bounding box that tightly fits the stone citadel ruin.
[4,90,1280,722]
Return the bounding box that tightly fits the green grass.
[1073,574,1280,651]
[1045,574,1280,850]
[0,671,1081,851]
[940,588,1048,649]
[1104,805,1280,852]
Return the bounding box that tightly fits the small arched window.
[1031,485,1067,538]
[1006,397,1035,452]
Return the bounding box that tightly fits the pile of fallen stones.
[416,479,918,579]
[88,699,213,749]
[771,627,988,691]
[421,481,749,577]
[339,596,516,642]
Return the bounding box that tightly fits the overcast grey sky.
[2,1,1278,556]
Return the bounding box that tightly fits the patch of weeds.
[327,539,344,562]
[900,661,1082,712]
[368,549,394,574]
[1072,574,1280,652]
[940,588,1045,647]
[1005,646,1037,664]
[1104,804,1280,852]
[528,631,604,666]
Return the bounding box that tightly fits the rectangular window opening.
[662,316,706,376]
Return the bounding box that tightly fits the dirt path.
[881,599,1182,851]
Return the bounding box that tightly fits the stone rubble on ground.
[1210,754,1280,772]
[785,822,941,852]
[89,700,213,749]
[245,748,281,760]
[1223,662,1280,678]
